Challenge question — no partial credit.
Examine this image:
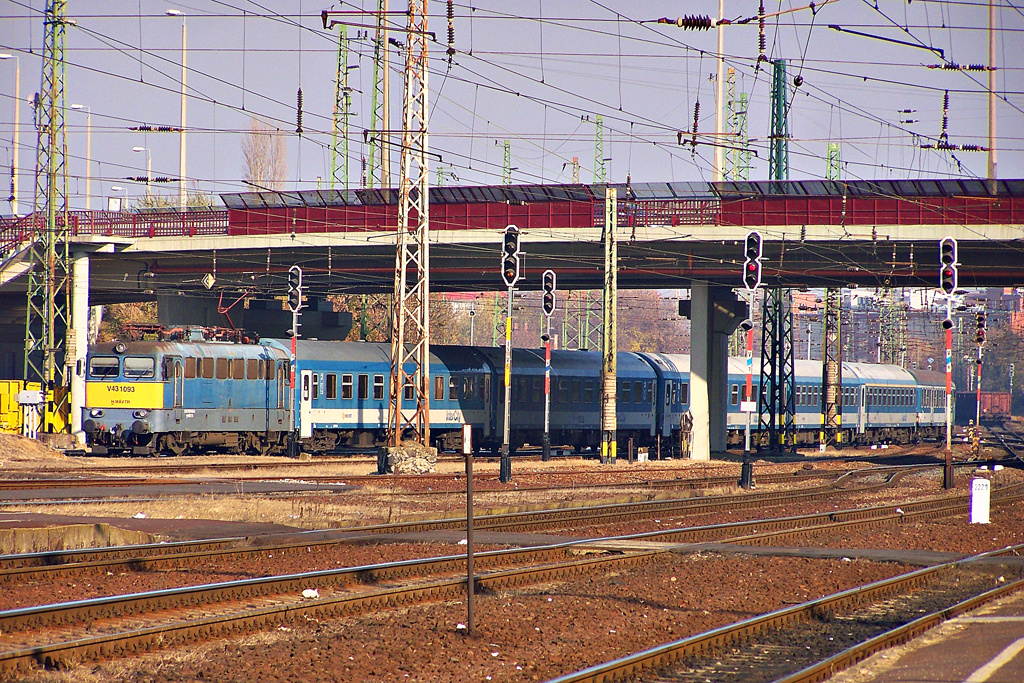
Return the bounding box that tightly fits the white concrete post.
[70,253,89,443]
[689,281,711,460]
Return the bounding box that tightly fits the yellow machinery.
[0,381,69,435]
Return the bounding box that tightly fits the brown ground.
[1,434,1019,683]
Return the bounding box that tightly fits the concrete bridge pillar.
[686,283,748,459]
[70,252,89,444]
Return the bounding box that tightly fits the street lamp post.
[166,9,186,210]
[70,104,91,210]
[0,54,20,216]
[132,146,151,198]
[109,185,128,212]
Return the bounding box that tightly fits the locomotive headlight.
[90,409,105,418]
[132,409,149,419]
[113,342,128,354]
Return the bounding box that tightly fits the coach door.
[299,370,314,439]
[857,387,867,434]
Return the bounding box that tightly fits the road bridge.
[1,178,1021,458]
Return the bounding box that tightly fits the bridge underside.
[1,224,1021,312]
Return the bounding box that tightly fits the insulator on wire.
[296,87,303,135]
[447,0,455,60]
[657,15,713,30]
[757,1,766,62]
[691,100,700,148]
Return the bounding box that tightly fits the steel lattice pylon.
[724,67,751,182]
[25,0,71,432]
[562,290,601,351]
[366,0,390,189]
[330,23,350,190]
[769,59,789,182]
[819,287,843,450]
[758,288,796,452]
[879,287,907,367]
[387,0,430,448]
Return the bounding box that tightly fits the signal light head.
[941,318,953,330]
[739,318,753,332]
[744,231,763,261]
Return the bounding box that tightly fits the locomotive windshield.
[89,356,119,378]
[123,356,156,378]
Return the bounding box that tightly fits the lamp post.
[166,9,186,210]
[0,54,20,216]
[70,104,91,210]
[109,185,128,212]
[132,146,151,198]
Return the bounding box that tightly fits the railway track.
[545,545,1024,683]
[0,467,926,577]
[2,487,1019,678]
[0,463,840,493]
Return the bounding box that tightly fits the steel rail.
[0,550,660,677]
[2,487,1017,677]
[0,476,896,578]
[3,483,1015,635]
[543,545,1024,683]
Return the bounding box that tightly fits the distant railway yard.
[1,429,1024,682]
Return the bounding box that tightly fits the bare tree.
[241,117,287,191]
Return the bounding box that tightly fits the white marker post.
[971,477,990,524]
[463,423,475,635]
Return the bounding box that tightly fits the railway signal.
[742,231,763,290]
[939,237,958,295]
[542,269,556,317]
[287,265,303,313]
[976,311,986,344]
[501,225,521,288]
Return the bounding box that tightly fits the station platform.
[833,588,1024,683]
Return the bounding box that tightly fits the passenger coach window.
[184,357,197,379]
[123,357,155,379]
[448,376,459,401]
[311,374,320,400]
[342,374,353,400]
[374,374,385,400]
[89,356,119,378]
[633,381,643,404]
[680,383,689,405]
[571,380,581,404]
[558,379,569,404]
[619,381,631,404]
[434,376,445,401]
[360,375,370,400]
[583,380,595,404]
[326,374,338,400]
[730,384,739,406]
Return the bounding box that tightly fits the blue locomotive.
[81,338,950,456]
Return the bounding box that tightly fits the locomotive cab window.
[123,356,155,379]
[89,356,119,378]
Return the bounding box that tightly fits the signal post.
[499,225,520,483]
[939,238,957,488]
[740,231,762,489]
[287,266,303,458]
[541,270,557,462]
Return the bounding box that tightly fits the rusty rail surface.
[1,490,1017,677]
[0,474,901,576]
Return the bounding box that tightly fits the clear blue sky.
[1,0,1021,211]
